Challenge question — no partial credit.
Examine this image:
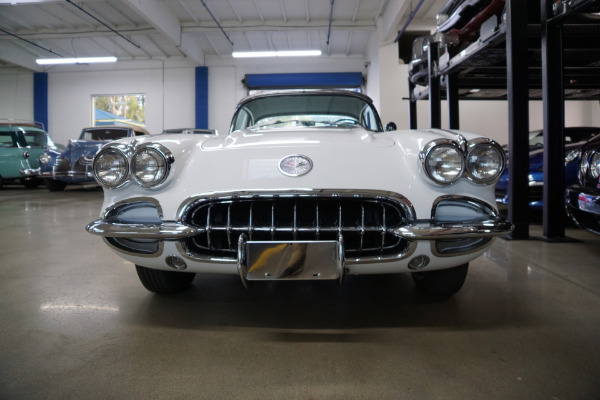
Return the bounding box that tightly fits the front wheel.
[412,263,469,296]
[44,178,67,192]
[135,265,196,294]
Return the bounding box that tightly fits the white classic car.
[86,90,512,296]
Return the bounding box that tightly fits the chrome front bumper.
[85,217,513,241]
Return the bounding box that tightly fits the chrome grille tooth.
[271,202,275,241]
[381,203,387,252]
[315,202,320,239]
[360,203,365,252]
[293,202,297,240]
[249,203,254,241]
[206,204,212,250]
[227,202,232,250]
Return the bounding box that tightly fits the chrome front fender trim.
[86,219,198,239]
[394,218,513,240]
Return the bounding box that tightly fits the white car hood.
[102,128,496,219]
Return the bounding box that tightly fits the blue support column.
[33,72,48,131]
[195,66,208,129]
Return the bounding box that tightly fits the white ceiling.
[0,0,446,71]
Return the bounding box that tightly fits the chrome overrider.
[86,190,514,264]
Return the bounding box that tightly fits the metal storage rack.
[408,0,600,240]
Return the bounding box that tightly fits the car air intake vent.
[181,195,412,260]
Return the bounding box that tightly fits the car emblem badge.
[279,155,313,177]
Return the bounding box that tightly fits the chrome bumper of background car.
[85,217,513,241]
[566,188,600,216]
[19,168,39,176]
[39,170,94,179]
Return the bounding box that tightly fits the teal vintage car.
[0,120,56,188]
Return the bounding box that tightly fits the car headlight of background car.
[421,138,505,186]
[93,143,173,189]
[39,152,52,164]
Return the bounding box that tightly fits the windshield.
[81,128,129,141]
[230,93,383,133]
[529,128,600,147]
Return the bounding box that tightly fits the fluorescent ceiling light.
[232,50,321,58]
[36,56,118,65]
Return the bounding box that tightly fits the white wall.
[47,63,196,145]
[0,67,34,121]
[1,46,599,146]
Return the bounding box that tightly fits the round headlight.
[93,148,128,188]
[39,152,52,164]
[590,152,600,180]
[130,146,171,188]
[466,143,505,184]
[424,144,464,185]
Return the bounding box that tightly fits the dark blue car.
[495,127,600,209]
[566,134,600,235]
[39,125,149,191]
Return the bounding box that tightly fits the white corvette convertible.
[86,90,512,296]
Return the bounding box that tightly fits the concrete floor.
[1,186,600,400]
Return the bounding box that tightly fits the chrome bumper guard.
[85,216,513,241]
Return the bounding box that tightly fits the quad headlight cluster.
[93,143,174,189]
[579,150,600,182]
[420,138,505,186]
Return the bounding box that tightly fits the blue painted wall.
[195,67,208,129]
[33,72,48,131]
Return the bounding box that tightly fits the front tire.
[412,263,469,296]
[44,178,67,192]
[135,265,196,294]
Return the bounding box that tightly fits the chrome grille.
[181,195,412,260]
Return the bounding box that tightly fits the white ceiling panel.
[0,0,443,71]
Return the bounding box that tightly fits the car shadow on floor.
[125,270,533,334]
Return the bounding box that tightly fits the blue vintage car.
[495,127,600,209]
[566,134,600,235]
[39,125,149,191]
[0,120,56,188]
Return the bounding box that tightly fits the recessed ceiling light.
[36,56,118,65]
[232,50,321,58]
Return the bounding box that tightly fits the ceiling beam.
[121,0,204,64]
[380,0,411,42]
[0,42,44,71]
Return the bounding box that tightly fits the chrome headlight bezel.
[590,151,600,180]
[420,139,465,186]
[93,145,130,188]
[130,143,174,188]
[465,139,506,185]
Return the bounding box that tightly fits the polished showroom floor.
[1,185,599,400]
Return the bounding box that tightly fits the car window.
[22,130,48,146]
[82,129,128,141]
[230,93,383,133]
[0,132,16,147]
